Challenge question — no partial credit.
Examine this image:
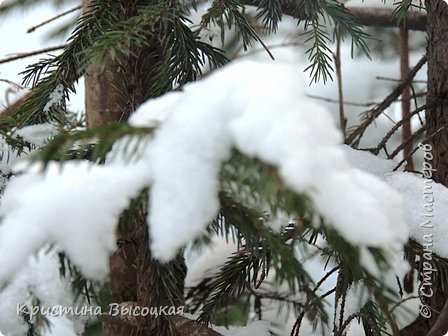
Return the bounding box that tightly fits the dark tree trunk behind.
[402,2,448,335]
[81,1,167,335]
[81,2,221,336]
[426,0,448,185]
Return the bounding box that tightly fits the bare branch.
[0,44,66,65]
[346,7,426,31]
[372,104,429,155]
[334,29,346,138]
[345,54,427,147]
[399,27,414,170]
[243,3,427,31]
[27,5,82,33]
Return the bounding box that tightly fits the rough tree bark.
[82,1,138,334]
[425,0,448,186]
[401,1,448,335]
[82,1,221,335]
[399,28,414,171]
[423,2,448,334]
[81,1,153,335]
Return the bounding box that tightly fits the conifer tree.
[1,1,447,336]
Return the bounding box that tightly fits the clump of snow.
[342,145,397,176]
[43,84,65,112]
[336,147,448,259]
[384,172,448,258]
[0,61,409,285]
[0,249,75,336]
[0,161,149,283]
[129,60,408,261]
[185,236,238,287]
[0,123,57,178]
[15,123,58,147]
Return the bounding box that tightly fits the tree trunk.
[82,2,222,335]
[82,1,143,335]
[401,2,448,335]
[426,0,448,185]
[82,1,129,127]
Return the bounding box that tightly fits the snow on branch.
[0,61,408,285]
[0,161,150,282]
[129,61,408,262]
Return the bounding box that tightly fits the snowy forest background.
[0,0,447,336]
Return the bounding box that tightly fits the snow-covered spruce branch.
[3,59,448,334]
[0,60,414,334]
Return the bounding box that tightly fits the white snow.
[0,61,412,288]
[185,236,238,287]
[43,84,65,112]
[385,172,448,258]
[15,123,58,147]
[129,60,408,261]
[340,148,448,259]
[0,3,438,336]
[0,61,410,284]
[0,249,75,336]
[342,145,397,176]
[0,160,150,283]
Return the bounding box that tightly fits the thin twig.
[0,79,23,90]
[399,27,414,170]
[236,40,304,59]
[290,267,339,336]
[393,146,420,172]
[372,104,429,156]
[313,266,339,294]
[307,94,376,107]
[334,313,361,336]
[334,28,346,138]
[345,54,427,147]
[409,84,425,125]
[393,123,448,170]
[0,44,66,65]
[307,91,426,108]
[27,5,82,33]
[390,125,426,159]
[376,76,427,84]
